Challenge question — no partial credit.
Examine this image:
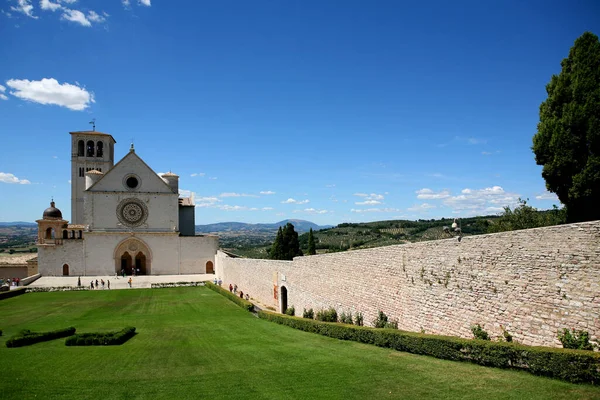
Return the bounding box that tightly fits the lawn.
[0,287,598,400]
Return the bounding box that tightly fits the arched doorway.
[114,238,152,275]
[206,261,214,274]
[135,253,147,275]
[62,264,69,276]
[121,252,133,275]
[280,286,288,314]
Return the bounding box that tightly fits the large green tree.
[532,32,600,222]
[270,223,303,260]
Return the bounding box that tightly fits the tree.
[532,32,600,222]
[488,198,565,233]
[270,227,284,260]
[270,223,303,260]
[307,228,316,255]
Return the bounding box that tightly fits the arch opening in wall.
[86,140,94,157]
[62,230,68,239]
[114,238,152,275]
[96,141,103,157]
[280,286,288,314]
[62,264,69,276]
[45,227,54,240]
[206,261,214,274]
[77,140,84,156]
[78,230,83,239]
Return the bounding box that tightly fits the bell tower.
[70,131,116,224]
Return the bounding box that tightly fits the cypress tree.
[308,228,316,255]
[270,227,284,260]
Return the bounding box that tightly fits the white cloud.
[178,189,191,197]
[6,78,94,110]
[190,172,205,177]
[87,10,105,23]
[416,188,450,200]
[262,207,274,211]
[0,172,31,184]
[40,0,61,11]
[122,0,130,7]
[218,205,259,212]
[281,198,309,204]
[11,0,37,18]
[68,179,71,184]
[443,185,520,216]
[196,196,220,203]
[219,192,259,198]
[355,200,381,205]
[481,151,492,155]
[61,8,90,26]
[407,203,436,212]
[208,177,217,180]
[536,191,559,201]
[455,136,487,145]
[139,0,151,5]
[260,190,275,195]
[353,192,384,200]
[351,208,400,213]
[0,85,7,101]
[294,208,328,214]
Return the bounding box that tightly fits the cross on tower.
[89,118,96,131]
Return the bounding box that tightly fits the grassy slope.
[0,288,598,400]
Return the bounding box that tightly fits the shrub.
[471,324,490,340]
[316,308,338,323]
[6,327,76,348]
[205,282,254,312]
[373,311,389,328]
[257,311,600,384]
[558,328,594,351]
[501,326,513,342]
[339,312,354,325]
[285,306,295,316]
[302,308,314,319]
[354,312,364,326]
[0,288,27,301]
[66,327,136,346]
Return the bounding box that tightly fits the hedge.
[65,327,136,346]
[6,327,76,348]
[205,282,254,312]
[258,311,600,384]
[0,288,27,301]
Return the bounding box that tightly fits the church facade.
[36,131,218,276]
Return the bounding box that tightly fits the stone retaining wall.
[215,221,600,347]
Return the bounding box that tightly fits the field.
[0,287,598,399]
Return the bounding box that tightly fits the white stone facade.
[37,131,218,277]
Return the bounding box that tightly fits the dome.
[43,201,63,220]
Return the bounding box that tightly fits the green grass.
[0,288,598,399]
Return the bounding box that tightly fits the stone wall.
[215,221,600,348]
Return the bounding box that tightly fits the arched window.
[96,141,104,158]
[86,140,94,157]
[45,227,54,240]
[62,230,68,239]
[62,264,69,276]
[78,230,83,239]
[77,140,84,156]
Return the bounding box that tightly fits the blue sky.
[1,0,598,225]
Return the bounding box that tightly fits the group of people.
[227,282,250,301]
[90,279,110,290]
[0,277,20,287]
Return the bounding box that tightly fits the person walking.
[128,277,132,288]
[107,280,110,290]
[90,281,94,290]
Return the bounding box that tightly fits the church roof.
[43,201,63,220]
[161,172,179,177]
[86,169,104,175]
[70,131,116,143]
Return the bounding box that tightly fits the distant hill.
[195,219,331,234]
[0,222,37,227]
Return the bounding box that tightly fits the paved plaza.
[28,274,216,290]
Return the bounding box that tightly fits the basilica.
[36,131,218,276]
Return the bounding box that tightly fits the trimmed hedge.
[205,282,254,312]
[65,327,136,346]
[0,288,27,301]
[258,311,600,384]
[6,327,76,348]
